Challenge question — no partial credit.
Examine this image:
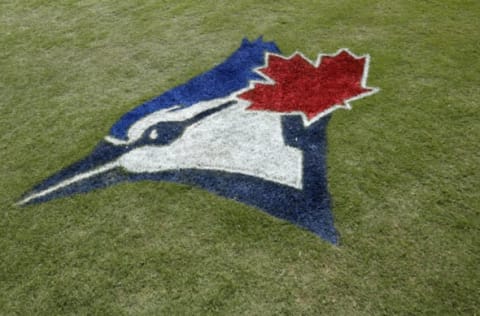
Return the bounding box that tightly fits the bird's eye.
[149,129,158,140]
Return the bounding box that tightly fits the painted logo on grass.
[19,37,378,244]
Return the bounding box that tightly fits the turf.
[1,0,479,314]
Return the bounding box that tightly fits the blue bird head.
[18,37,281,206]
[17,37,372,245]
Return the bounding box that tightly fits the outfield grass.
[1,0,479,314]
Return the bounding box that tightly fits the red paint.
[239,51,372,121]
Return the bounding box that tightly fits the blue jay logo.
[19,37,378,244]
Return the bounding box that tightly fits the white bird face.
[18,95,304,206]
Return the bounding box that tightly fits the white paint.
[119,100,303,189]
[149,129,158,140]
[19,98,303,206]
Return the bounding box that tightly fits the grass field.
[1,0,479,314]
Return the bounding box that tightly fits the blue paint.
[21,114,337,243]
[20,38,340,244]
[110,37,280,140]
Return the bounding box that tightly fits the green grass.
[1,0,479,314]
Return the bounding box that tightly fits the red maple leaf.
[238,50,377,123]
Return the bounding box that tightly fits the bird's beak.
[17,140,131,206]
